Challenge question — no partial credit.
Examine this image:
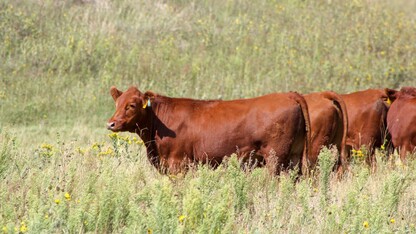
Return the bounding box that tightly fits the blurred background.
[0,0,415,135]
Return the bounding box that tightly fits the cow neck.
[146,97,170,136]
[148,104,157,143]
[136,97,167,170]
[135,97,169,141]
[135,106,154,144]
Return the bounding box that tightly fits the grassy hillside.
[1,0,416,233]
[1,0,415,127]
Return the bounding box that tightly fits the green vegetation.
[1,132,416,233]
[1,0,415,233]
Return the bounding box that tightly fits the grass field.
[1,0,416,233]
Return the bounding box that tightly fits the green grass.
[1,131,416,233]
[1,0,416,233]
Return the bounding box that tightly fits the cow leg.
[158,156,188,175]
[167,157,187,174]
[308,139,323,171]
[239,151,265,171]
[399,143,413,162]
[263,147,297,176]
[264,152,284,175]
[364,143,378,173]
[335,144,347,176]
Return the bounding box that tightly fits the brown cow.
[107,86,311,175]
[304,91,348,172]
[341,88,397,165]
[387,87,416,161]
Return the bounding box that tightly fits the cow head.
[107,86,155,132]
[383,88,398,106]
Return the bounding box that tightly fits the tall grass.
[1,0,416,233]
[1,131,415,233]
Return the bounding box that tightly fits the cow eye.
[125,104,136,111]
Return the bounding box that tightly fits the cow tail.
[322,91,349,172]
[290,92,311,175]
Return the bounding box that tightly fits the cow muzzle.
[107,121,116,130]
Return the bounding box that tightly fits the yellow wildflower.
[179,215,186,223]
[64,192,71,201]
[91,142,100,150]
[390,218,395,224]
[363,221,369,228]
[147,228,153,234]
[133,137,144,145]
[352,149,364,158]
[108,132,119,140]
[55,199,61,204]
[20,222,27,233]
[118,135,132,144]
[98,147,114,157]
[2,226,7,233]
[41,143,53,151]
[76,147,86,155]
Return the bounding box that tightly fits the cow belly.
[176,110,303,168]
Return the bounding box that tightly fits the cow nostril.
[107,122,115,129]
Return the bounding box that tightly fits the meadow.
[1,0,416,233]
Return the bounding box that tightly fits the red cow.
[304,91,348,172]
[107,86,311,175]
[387,87,416,160]
[341,88,397,165]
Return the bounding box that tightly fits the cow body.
[107,86,311,175]
[304,91,348,171]
[341,88,397,164]
[387,87,416,160]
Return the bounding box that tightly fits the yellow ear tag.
[386,97,391,105]
[143,99,151,109]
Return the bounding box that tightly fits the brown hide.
[341,88,397,163]
[304,91,348,171]
[387,87,416,160]
[107,86,311,175]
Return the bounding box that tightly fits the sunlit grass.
[1,128,416,233]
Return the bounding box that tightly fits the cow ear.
[110,86,123,101]
[385,88,398,102]
[144,91,156,99]
[142,91,156,109]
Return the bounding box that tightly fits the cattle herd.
[107,86,416,176]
